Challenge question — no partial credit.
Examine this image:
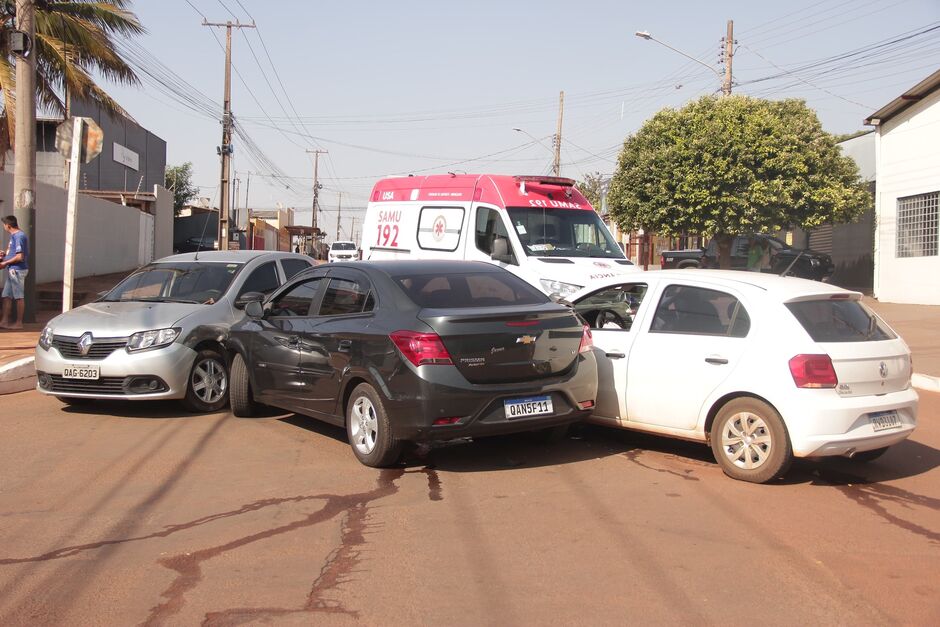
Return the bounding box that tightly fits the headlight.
[39,326,54,350]
[539,279,582,298]
[127,328,180,352]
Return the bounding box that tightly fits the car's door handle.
[705,356,729,365]
[288,335,300,347]
[606,352,626,359]
[338,339,352,352]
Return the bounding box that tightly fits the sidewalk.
[1,288,938,395]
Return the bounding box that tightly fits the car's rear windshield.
[395,272,549,308]
[102,262,244,304]
[786,299,896,342]
[331,242,357,250]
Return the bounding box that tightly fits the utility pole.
[13,0,37,322]
[336,193,342,241]
[202,18,255,250]
[350,216,357,244]
[305,149,327,233]
[721,20,734,96]
[552,90,564,176]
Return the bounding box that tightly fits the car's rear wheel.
[182,348,229,413]
[229,353,260,417]
[346,383,402,467]
[850,447,890,463]
[710,398,792,483]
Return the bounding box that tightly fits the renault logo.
[879,361,888,379]
[516,335,537,345]
[78,333,94,356]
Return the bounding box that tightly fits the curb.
[912,373,940,393]
[0,355,36,395]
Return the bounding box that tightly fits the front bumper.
[378,353,598,442]
[35,341,197,400]
[779,387,919,458]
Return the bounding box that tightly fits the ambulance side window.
[475,208,515,264]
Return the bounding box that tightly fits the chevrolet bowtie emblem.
[516,335,537,345]
[78,332,94,356]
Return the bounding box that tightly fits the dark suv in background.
[701,234,834,281]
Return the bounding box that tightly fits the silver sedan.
[34,251,313,411]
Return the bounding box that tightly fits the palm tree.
[0,0,144,162]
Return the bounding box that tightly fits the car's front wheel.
[710,398,792,483]
[182,348,229,413]
[346,383,402,467]
[229,353,260,417]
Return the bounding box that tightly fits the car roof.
[157,250,307,263]
[314,259,502,277]
[578,269,858,302]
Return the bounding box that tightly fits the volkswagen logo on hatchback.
[879,361,888,379]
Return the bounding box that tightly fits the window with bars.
[896,192,938,258]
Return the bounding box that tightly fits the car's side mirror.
[245,300,264,319]
[234,291,265,310]
[491,236,515,265]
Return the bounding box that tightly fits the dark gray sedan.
[226,260,598,467]
[35,251,314,411]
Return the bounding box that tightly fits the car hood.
[533,257,640,288]
[47,301,208,337]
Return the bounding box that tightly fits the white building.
[866,68,940,305]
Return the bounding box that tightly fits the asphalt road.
[1,390,938,626]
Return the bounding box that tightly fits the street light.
[634,30,724,83]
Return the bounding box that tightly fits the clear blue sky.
[105,0,940,240]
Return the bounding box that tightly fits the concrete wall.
[874,88,940,304]
[0,174,172,284]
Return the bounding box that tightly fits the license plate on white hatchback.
[63,365,100,380]
[504,395,553,419]
[870,410,901,432]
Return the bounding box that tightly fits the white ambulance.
[362,174,637,298]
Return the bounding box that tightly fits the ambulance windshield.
[506,207,625,258]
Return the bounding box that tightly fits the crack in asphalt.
[619,450,701,482]
[142,469,404,626]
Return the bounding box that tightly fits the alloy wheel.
[191,357,227,404]
[350,395,378,455]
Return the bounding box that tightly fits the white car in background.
[569,270,918,483]
[328,241,359,262]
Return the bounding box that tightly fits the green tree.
[0,0,143,159]
[577,171,607,209]
[607,95,871,268]
[165,162,198,215]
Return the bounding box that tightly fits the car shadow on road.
[278,415,638,471]
[58,400,207,419]
[782,438,940,486]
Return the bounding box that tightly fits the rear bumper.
[780,387,919,458]
[380,353,598,442]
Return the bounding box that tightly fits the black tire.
[229,353,260,417]
[181,348,229,413]
[850,447,890,463]
[710,398,792,483]
[56,396,93,406]
[346,383,402,467]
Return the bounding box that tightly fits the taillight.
[390,330,453,366]
[578,324,593,354]
[789,354,838,388]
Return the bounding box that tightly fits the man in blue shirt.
[1,215,29,329]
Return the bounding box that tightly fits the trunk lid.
[418,303,583,384]
[822,339,912,398]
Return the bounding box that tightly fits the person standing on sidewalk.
[0,215,29,329]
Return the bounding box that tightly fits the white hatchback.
[328,241,359,263]
[569,270,918,483]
